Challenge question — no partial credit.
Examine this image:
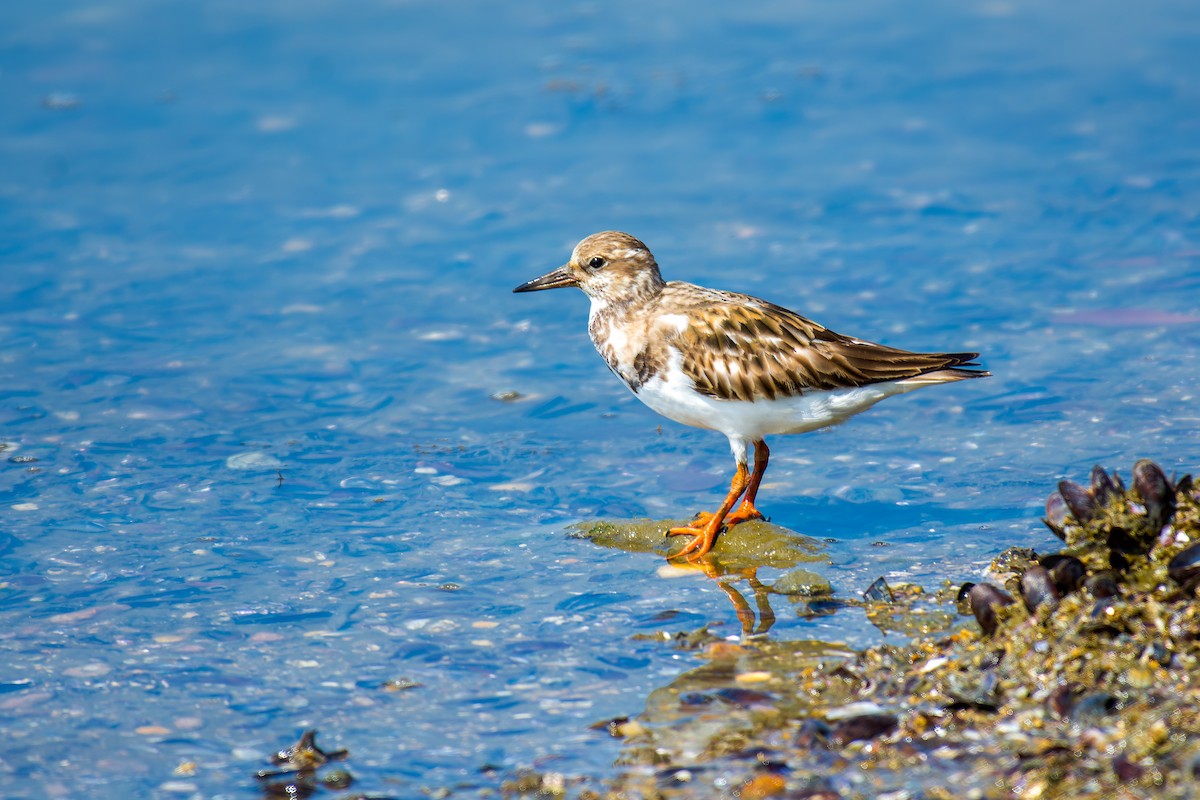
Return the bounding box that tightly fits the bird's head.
[513,231,666,307]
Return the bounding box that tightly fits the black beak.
[513,266,579,293]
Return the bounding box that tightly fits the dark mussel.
[1070,691,1120,722]
[1039,554,1086,595]
[1019,565,1060,614]
[1168,542,1200,589]
[967,583,1016,636]
[955,582,976,615]
[1056,482,1094,525]
[1090,465,1120,508]
[1106,525,1150,556]
[1057,479,1095,524]
[1043,492,1070,540]
[794,718,832,749]
[828,713,898,746]
[1133,459,1175,533]
[1112,754,1145,783]
[1046,682,1082,718]
[1084,571,1120,599]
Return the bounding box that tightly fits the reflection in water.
[577,516,968,795]
[573,517,831,637]
[713,569,775,638]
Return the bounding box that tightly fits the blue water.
[3,0,1199,795]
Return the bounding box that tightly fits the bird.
[513,231,988,561]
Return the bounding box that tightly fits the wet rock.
[772,568,832,597]
[992,547,1038,574]
[726,746,788,772]
[739,772,787,799]
[257,730,350,788]
[320,769,354,790]
[380,677,422,692]
[1147,642,1174,668]
[266,730,347,773]
[590,716,646,738]
[260,773,318,798]
[1019,565,1060,613]
[966,583,1015,635]
[828,713,898,746]
[862,576,893,603]
[943,669,1000,712]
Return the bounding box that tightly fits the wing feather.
[662,283,986,402]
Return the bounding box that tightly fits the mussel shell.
[828,713,898,746]
[1167,542,1200,586]
[955,582,976,615]
[967,583,1016,636]
[1133,459,1176,532]
[1057,480,1095,523]
[1046,682,1081,718]
[1112,754,1144,783]
[1071,691,1120,722]
[1090,465,1119,507]
[1019,565,1060,613]
[1039,554,1086,594]
[794,717,832,749]
[1043,492,1070,540]
[1106,526,1149,556]
[714,687,775,708]
[1084,571,1120,599]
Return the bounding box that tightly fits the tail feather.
[901,352,990,386]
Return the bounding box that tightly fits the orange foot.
[678,501,764,531]
[666,518,722,561]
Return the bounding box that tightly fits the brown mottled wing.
[673,289,984,402]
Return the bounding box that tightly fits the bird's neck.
[586,279,663,327]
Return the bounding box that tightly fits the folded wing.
[672,290,987,403]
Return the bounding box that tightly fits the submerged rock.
[571,518,828,572]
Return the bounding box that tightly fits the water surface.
[2,0,1199,795]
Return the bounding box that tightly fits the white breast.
[633,347,920,441]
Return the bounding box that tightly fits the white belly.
[633,351,916,441]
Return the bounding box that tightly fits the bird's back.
[653,281,987,403]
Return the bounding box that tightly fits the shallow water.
[2,0,1199,795]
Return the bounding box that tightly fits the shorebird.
[514,231,988,560]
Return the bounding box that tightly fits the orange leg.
[667,462,750,560]
[727,439,769,526]
[678,440,770,532]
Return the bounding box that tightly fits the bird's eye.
[587,256,606,270]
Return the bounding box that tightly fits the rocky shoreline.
[500,459,1200,799]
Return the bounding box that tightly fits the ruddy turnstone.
[514,231,988,560]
